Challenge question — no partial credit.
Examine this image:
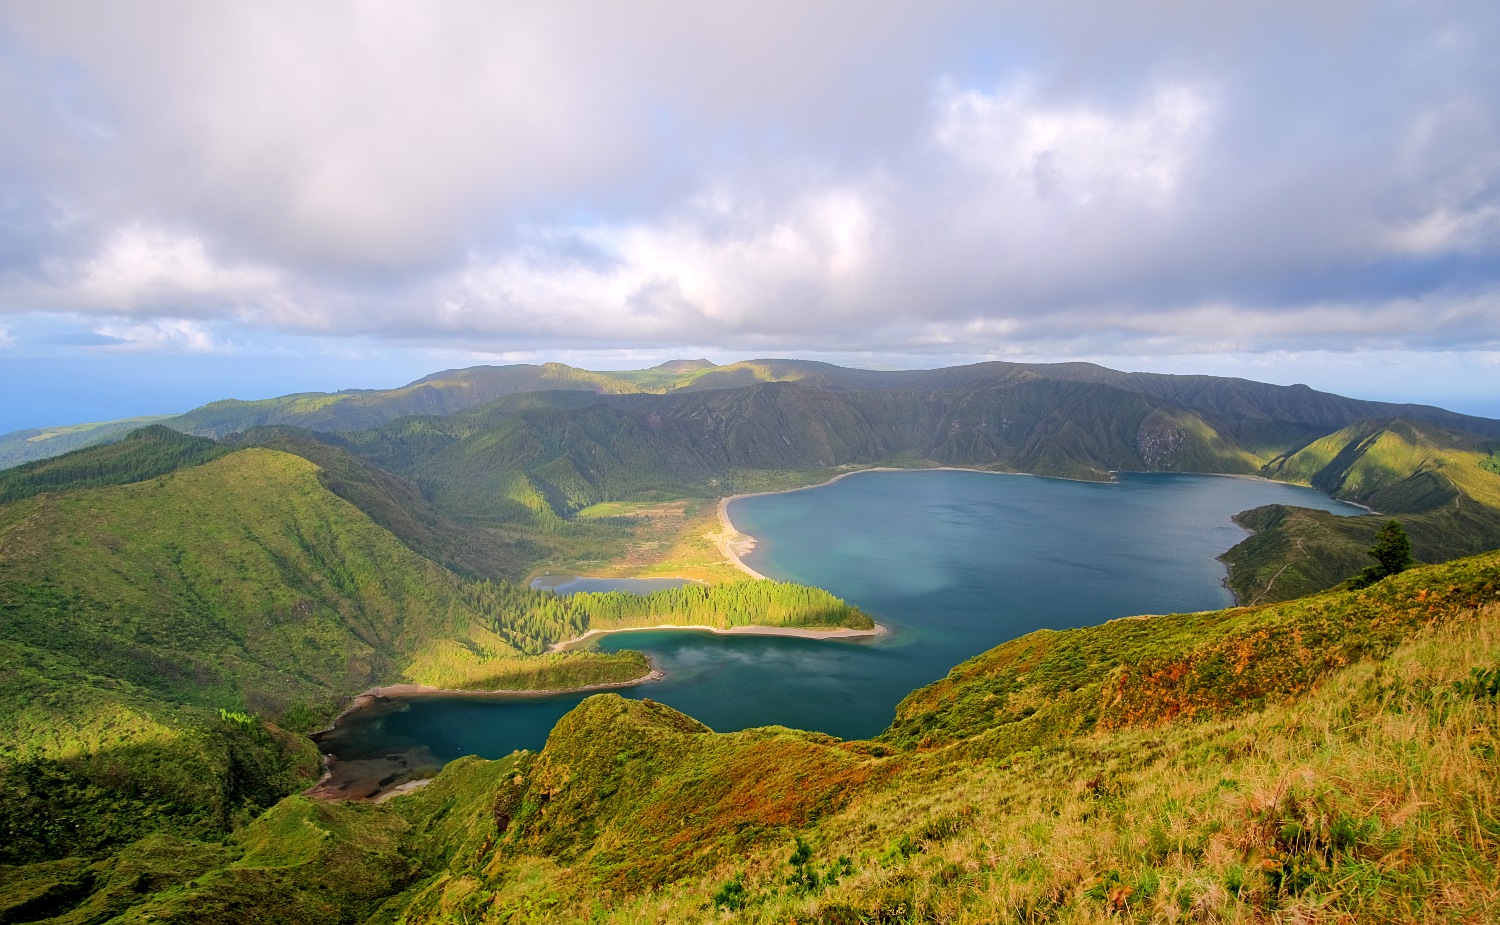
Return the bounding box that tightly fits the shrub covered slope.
[0,442,865,909]
[7,550,1495,923]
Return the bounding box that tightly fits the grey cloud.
[0,0,1497,357]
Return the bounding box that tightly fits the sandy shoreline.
[713,466,952,578]
[549,621,887,652]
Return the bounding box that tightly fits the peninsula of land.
[549,621,887,652]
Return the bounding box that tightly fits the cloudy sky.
[2,0,1498,431]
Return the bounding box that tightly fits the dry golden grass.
[436,604,1500,924]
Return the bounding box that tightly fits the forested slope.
[9,358,1498,471]
[0,440,869,895]
[334,378,1263,530]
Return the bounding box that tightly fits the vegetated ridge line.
[1249,537,1312,607]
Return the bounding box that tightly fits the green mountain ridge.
[6,358,1498,471]
[1223,416,1500,604]
[333,378,1266,526]
[4,360,1500,922]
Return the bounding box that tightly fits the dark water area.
[528,575,701,594]
[319,471,1362,789]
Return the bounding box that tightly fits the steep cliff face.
[335,377,1278,529]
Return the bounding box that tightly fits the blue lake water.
[319,470,1362,789]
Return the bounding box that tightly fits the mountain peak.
[651,358,715,373]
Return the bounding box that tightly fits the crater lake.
[316,470,1363,793]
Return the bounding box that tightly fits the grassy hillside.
[0,448,524,716]
[12,549,1495,923]
[0,443,871,899]
[0,415,173,470]
[231,426,538,581]
[0,425,229,504]
[1225,418,1500,603]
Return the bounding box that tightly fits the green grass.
[0,443,870,905]
[0,415,175,469]
[0,424,229,504]
[9,549,1492,923]
[1225,418,1500,603]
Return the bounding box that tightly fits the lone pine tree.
[1352,519,1414,587]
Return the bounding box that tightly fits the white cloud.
[89,318,226,353]
[449,184,882,340]
[57,225,280,311]
[0,1,1497,361]
[933,82,1210,207]
[0,322,13,350]
[1385,206,1500,255]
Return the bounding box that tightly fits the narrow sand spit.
[549,621,887,652]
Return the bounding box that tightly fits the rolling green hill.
[0,448,548,718]
[3,361,1500,922]
[1223,418,1500,603]
[229,426,540,581]
[0,416,173,470]
[7,358,1498,472]
[9,549,1495,923]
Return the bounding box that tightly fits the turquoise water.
[319,471,1361,782]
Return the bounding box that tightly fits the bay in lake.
[318,470,1362,789]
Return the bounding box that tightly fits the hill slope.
[0,448,530,716]
[336,378,1264,529]
[10,550,1495,923]
[0,416,173,470]
[8,358,1498,471]
[1223,418,1500,602]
